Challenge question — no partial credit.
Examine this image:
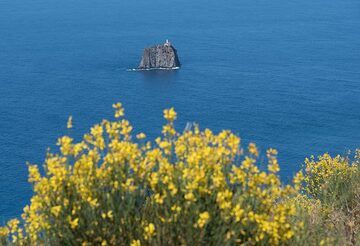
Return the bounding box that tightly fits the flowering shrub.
[297,151,360,245]
[302,153,358,199]
[0,103,303,245]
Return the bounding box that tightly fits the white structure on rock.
[164,39,171,46]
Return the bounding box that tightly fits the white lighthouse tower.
[164,39,171,46]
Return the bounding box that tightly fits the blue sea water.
[0,0,360,221]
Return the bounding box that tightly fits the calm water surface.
[0,0,359,220]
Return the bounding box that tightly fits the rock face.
[138,40,181,69]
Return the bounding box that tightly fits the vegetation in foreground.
[0,103,359,245]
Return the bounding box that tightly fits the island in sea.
[138,40,181,70]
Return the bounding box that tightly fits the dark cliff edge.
[138,40,181,69]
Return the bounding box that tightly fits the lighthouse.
[164,39,171,47]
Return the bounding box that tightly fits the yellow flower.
[144,223,156,240]
[154,193,164,204]
[163,108,177,122]
[57,136,73,155]
[67,115,73,129]
[216,190,233,210]
[248,143,258,156]
[149,172,159,188]
[171,205,181,213]
[107,210,113,220]
[184,192,196,202]
[112,102,124,118]
[130,239,141,246]
[267,149,280,173]
[87,198,99,208]
[7,219,20,233]
[196,212,210,228]
[69,217,79,230]
[101,213,106,219]
[51,205,62,217]
[123,178,136,192]
[136,133,146,139]
[0,226,9,237]
[232,205,244,222]
[293,171,304,190]
[162,124,176,136]
[168,182,178,195]
[284,230,294,239]
[28,164,41,183]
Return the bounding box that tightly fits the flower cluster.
[302,153,358,199]
[296,152,360,244]
[0,103,307,245]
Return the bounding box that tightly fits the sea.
[0,0,359,221]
